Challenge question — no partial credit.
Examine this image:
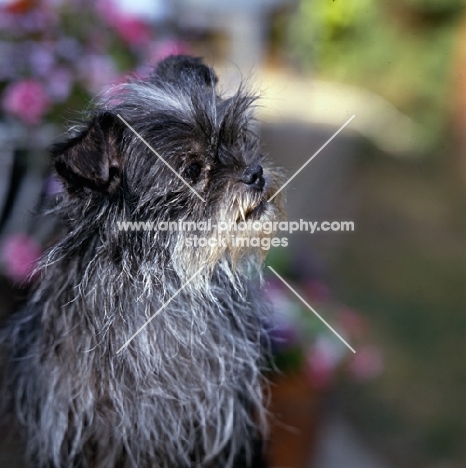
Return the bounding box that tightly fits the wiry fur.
[1,56,284,467]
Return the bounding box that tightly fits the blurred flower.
[2,79,51,125]
[150,39,190,64]
[112,16,151,46]
[0,0,189,128]
[47,67,73,102]
[0,233,41,283]
[263,278,286,303]
[0,4,57,33]
[265,279,305,350]
[348,344,384,382]
[81,55,117,94]
[30,42,56,77]
[98,0,151,46]
[270,315,299,350]
[306,336,348,390]
[306,345,335,390]
[264,259,383,390]
[55,37,82,60]
[337,307,368,340]
[2,0,36,15]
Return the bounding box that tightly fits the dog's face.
[52,56,284,270]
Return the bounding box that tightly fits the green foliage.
[402,0,464,14]
[290,0,463,150]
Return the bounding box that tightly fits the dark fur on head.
[1,56,284,467]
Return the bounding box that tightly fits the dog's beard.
[172,168,285,282]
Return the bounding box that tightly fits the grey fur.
[1,56,284,467]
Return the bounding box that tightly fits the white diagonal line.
[117,114,206,203]
[268,266,356,353]
[268,115,355,202]
[116,266,205,354]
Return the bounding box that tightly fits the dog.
[1,55,284,467]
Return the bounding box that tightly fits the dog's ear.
[150,55,218,88]
[52,112,122,194]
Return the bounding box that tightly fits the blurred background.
[0,0,465,467]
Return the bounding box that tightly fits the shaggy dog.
[1,55,284,467]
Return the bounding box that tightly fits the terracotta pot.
[266,372,324,468]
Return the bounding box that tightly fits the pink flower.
[337,308,368,340]
[0,233,41,283]
[150,40,190,64]
[306,346,335,390]
[2,79,50,125]
[348,345,384,382]
[97,0,151,46]
[113,16,151,46]
[305,337,347,390]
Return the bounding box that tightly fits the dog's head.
[52,55,284,271]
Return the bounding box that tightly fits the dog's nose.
[241,165,265,190]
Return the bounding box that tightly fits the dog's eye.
[185,162,202,181]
